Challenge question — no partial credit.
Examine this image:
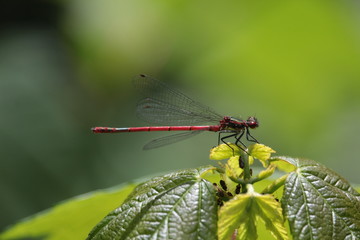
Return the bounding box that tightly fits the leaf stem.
[228,175,246,185]
[261,173,289,194]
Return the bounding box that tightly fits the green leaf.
[218,185,288,240]
[225,156,244,179]
[282,158,360,240]
[200,166,222,184]
[270,156,297,172]
[258,164,276,179]
[0,183,138,240]
[210,143,240,160]
[254,164,276,182]
[87,166,218,240]
[248,144,276,167]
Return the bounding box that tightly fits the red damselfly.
[92,74,259,150]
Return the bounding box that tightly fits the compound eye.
[247,117,259,128]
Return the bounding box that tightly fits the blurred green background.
[1,0,359,230]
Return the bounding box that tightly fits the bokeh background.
[1,0,359,230]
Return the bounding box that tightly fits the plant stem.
[241,151,251,193]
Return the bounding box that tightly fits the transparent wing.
[133,74,223,125]
[143,131,203,150]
